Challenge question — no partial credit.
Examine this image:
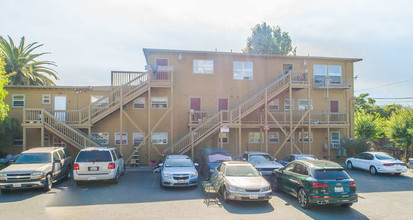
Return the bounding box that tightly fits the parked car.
[239,151,283,176]
[271,160,357,209]
[211,161,272,202]
[407,158,413,168]
[279,154,317,166]
[73,147,125,184]
[345,152,408,175]
[198,148,233,179]
[0,147,72,193]
[159,155,198,188]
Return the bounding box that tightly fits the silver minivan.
[73,147,125,184]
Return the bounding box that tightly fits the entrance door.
[190,97,201,111]
[54,96,67,121]
[330,100,339,122]
[218,98,229,111]
[155,58,169,80]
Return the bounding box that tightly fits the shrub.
[341,138,371,157]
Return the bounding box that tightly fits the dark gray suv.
[0,147,72,193]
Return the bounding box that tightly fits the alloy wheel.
[370,166,377,175]
[347,162,353,170]
[298,189,308,208]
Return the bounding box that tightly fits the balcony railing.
[313,77,351,89]
[240,111,348,125]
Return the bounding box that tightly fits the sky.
[1,0,413,105]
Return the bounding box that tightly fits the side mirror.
[158,163,163,167]
[194,163,199,167]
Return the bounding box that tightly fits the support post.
[41,110,44,147]
[23,127,27,151]
[190,127,194,159]
[147,86,151,166]
[289,73,293,154]
[120,86,123,155]
[265,89,268,154]
[307,76,312,154]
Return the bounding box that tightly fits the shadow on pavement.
[219,199,274,214]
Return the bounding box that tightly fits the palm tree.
[0,36,59,86]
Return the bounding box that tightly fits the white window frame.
[193,59,214,74]
[331,131,340,149]
[285,99,294,112]
[151,97,168,109]
[268,132,279,143]
[114,132,128,145]
[13,138,23,146]
[286,132,295,143]
[268,99,279,111]
[90,95,109,108]
[298,99,313,111]
[313,64,342,85]
[218,134,228,144]
[12,94,25,107]
[248,132,261,143]
[133,132,146,146]
[42,94,51,104]
[298,131,313,143]
[328,65,342,85]
[233,61,253,80]
[133,97,146,109]
[151,132,168,145]
[92,132,109,145]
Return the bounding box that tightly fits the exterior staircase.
[164,71,309,155]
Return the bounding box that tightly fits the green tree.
[243,22,294,55]
[0,116,21,147]
[386,108,413,161]
[354,111,383,141]
[0,36,58,86]
[0,54,8,120]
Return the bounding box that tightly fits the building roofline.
[143,48,363,63]
[5,85,112,91]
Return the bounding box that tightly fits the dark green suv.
[271,160,358,209]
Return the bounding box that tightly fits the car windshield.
[165,158,193,167]
[375,153,395,160]
[314,169,351,180]
[76,151,112,162]
[297,156,316,160]
[250,154,272,163]
[225,165,260,177]
[208,153,232,163]
[14,153,51,164]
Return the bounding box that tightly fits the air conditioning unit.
[331,143,340,149]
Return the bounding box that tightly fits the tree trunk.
[405,140,411,162]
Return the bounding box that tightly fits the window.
[285,99,294,112]
[284,163,295,172]
[218,133,228,144]
[151,132,168,145]
[286,132,295,143]
[331,132,340,149]
[268,99,279,111]
[53,152,60,161]
[110,150,117,161]
[193,59,214,74]
[115,132,128,145]
[151,97,168,109]
[294,164,308,175]
[298,132,313,143]
[12,94,25,107]
[313,65,342,85]
[233,61,253,80]
[298,99,313,111]
[268,132,279,143]
[133,132,145,146]
[133,97,145,109]
[90,95,109,108]
[42,94,51,104]
[92,132,109,145]
[248,132,261,143]
[57,150,65,159]
[13,138,23,146]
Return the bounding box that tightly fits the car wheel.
[271,176,280,192]
[112,170,119,184]
[222,187,229,203]
[347,161,353,170]
[369,166,377,175]
[1,189,11,194]
[43,174,53,191]
[341,203,353,208]
[298,188,310,209]
[394,173,401,176]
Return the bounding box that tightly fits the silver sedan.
[210,161,272,202]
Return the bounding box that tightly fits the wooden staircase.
[164,71,309,155]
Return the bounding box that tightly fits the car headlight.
[209,169,214,173]
[228,185,245,192]
[0,173,6,177]
[261,186,271,192]
[31,172,44,179]
[163,173,172,178]
[191,172,198,178]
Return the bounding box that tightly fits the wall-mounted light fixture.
[303,59,307,67]
[178,53,182,61]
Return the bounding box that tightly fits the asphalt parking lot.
[1,168,413,220]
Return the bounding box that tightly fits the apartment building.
[3,48,361,165]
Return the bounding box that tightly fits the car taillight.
[349,194,358,197]
[401,163,406,166]
[312,195,331,198]
[108,163,116,169]
[383,163,393,166]
[349,182,356,187]
[312,182,329,188]
[73,163,79,170]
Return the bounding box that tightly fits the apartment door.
[54,96,67,122]
[155,58,169,80]
[190,97,201,123]
[190,97,201,111]
[218,98,229,122]
[330,100,339,122]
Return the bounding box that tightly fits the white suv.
[73,147,125,184]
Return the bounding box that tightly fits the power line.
[355,78,413,92]
[372,97,413,100]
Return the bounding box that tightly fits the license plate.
[250,194,259,199]
[88,177,97,180]
[177,180,185,183]
[13,183,21,188]
[396,169,401,171]
[88,166,99,171]
[335,187,344,192]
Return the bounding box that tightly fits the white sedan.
[345,152,408,175]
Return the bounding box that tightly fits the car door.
[352,153,364,168]
[52,151,62,179]
[291,163,309,194]
[115,149,124,172]
[279,162,296,195]
[356,153,369,170]
[57,149,69,174]
[212,164,225,192]
[110,150,118,171]
[362,153,374,170]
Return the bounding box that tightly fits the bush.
[341,138,371,157]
